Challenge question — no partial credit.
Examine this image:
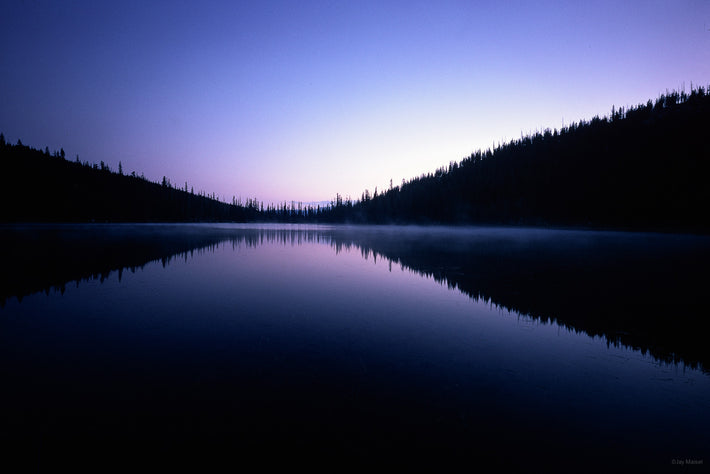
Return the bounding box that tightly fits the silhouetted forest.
[318,87,710,231]
[2,87,709,229]
[0,137,259,222]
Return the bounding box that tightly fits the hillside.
[0,139,258,222]
[324,87,710,231]
[2,87,709,230]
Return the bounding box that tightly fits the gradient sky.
[2,1,709,205]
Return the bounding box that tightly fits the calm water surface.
[0,224,708,471]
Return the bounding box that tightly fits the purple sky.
[2,1,709,205]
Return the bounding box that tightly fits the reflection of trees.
[0,225,335,305]
[2,225,708,372]
[328,227,710,372]
[0,225,236,305]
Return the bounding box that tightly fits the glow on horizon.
[1,0,709,205]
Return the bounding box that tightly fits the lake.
[0,224,708,471]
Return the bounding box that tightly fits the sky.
[1,0,709,205]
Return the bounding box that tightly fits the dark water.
[0,224,708,471]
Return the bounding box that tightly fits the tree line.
[0,137,258,222]
[317,86,710,231]
[2,86,709,229]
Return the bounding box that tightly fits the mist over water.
[0,224,708,470]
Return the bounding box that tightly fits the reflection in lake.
[0,224,708,470]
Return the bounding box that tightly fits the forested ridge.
[326,86,710,231]
[0,138,259,222]
[2,87,709,230]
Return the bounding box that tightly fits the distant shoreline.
[3,220,709,236]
